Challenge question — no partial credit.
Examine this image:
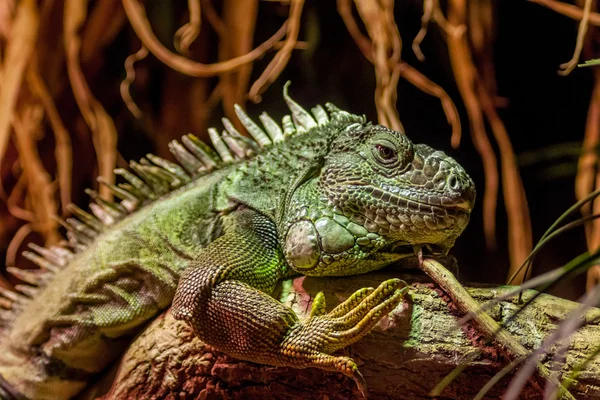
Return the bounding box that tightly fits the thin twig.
[0,0,38,172]
[353,0,403,132]
[197,82,224,127]
[421,259,530,361]
[220,0,259,127]
[5,223,32,267]
[574,11,600,291]
[340,1,458,145]
[81,0,126,63]
[273,41,309,50]
[579,0,600,292]
[529,0,600,26]
[120,46,149,119]
[201,0,227,38]
[122,0,288,77]
[446,0,499,250]
[337,0,373,61]
[575,83,600,240]
[64,0,118,200]
[589,163,600,291]
[557,0,593,75]
[588,265,600,292]
[432,0,463,37]
[412,0,434,61]
[398,62,461,147]
[12,108,60,245]
[6,173,35,222]
[26,54,73,212]
[248,0,304,102]
[468,1,498,98]
[0,0,16,40]
[477,80,532,282]
[174,0,201,55]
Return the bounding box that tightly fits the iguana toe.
[278,279,407,394]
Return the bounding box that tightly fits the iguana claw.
[280,278,408,395]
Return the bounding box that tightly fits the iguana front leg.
[172,208,406,394]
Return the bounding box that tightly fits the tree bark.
[84,270,600,400]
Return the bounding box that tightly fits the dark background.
[0,0,596,300]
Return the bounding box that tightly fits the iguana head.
[283,100,475,277]
[322,122,475,245]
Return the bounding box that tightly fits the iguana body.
[0,84,475,400]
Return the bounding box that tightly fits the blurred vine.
[0,1,598,290]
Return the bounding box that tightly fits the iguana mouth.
[381,242,449,257]
[359,184,475,217]
[448,202,472,213]
[406,195,472,214]
[362,187,473,216]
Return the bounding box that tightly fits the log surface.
[84,270,600,400]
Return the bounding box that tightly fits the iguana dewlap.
[0,83,475,400]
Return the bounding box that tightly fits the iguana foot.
[280,278,408,396]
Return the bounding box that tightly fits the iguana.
[0,83,475,400]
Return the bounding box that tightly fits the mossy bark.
[83,270,600,400]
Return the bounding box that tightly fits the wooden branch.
[420,258,573,400]
[86,270,600,400]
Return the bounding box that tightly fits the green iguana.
[0,83,475,400]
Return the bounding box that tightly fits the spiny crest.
[0,82,361,332]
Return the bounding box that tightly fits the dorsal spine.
[0,82,360,333]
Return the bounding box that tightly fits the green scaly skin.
[0,84,475,399]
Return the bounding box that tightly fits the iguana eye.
[373,142,398,165]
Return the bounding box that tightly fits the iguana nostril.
[448,175,460,191]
